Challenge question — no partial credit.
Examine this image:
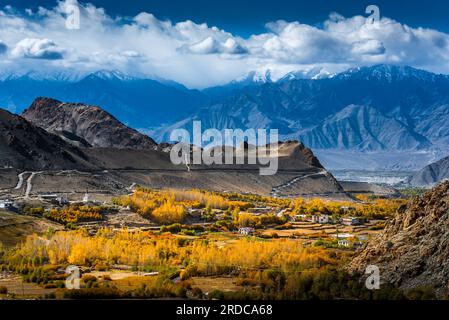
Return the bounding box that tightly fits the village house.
[0,199,16,211]
[82,193,102,205]
[342,217,365,226]
[332,233,367,248]
[276,209,288,218]
[187,208,203,216]
[319,214,330,224]
[56,195,69,206]
[39,193,59,201]
[338,239,350,247]
[310,214,330,224]
[247,207,272,215]
[332,233,351,247]
[239,227,255,236]
[294,214,307,221]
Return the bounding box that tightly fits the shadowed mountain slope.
[22,97,157,149]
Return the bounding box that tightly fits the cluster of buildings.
[1,191,103,215]
[38,194,69,205]
[294,213,367,226]
[38,192,101,206]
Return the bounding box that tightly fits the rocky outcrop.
[22,97,157,149]
[348,182,449,297]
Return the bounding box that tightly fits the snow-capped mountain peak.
[233,67,335,86]
[86,70,136,81]
[335,64,442,82]
[233,70,273,85]
[278,67,335,82]
[0,70,84,82]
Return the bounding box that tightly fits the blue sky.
[2,0,449,87]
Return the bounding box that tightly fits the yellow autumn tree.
[151,200,186,224]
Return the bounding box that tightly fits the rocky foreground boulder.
[348,181,449,297]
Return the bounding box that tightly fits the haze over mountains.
[407,156,449,187]
[2,64,449,171]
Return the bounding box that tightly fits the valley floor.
[0,177,408,300]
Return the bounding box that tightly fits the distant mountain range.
[157,65,449,152]
[0,70,207,129]
[2,64,449,171]
[407,155,449,187]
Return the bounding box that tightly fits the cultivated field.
[0,184,407,300]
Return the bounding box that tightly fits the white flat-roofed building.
[0,199,15,210]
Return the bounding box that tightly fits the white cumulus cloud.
[181,36,247,54]
[11,38,64,59]
[1,0,449,87]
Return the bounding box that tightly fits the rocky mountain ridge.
[407,155,449,187]
[22,97,157,150]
